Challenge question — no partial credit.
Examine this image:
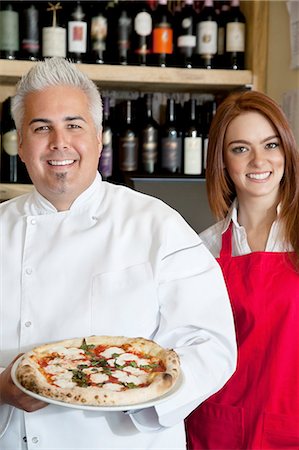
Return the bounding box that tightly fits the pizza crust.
[16,336,181,406]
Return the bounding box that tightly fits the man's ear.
[17,131,25,162]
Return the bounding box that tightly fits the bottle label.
[134,12,152,36]
[142,129,158,172]
[184,137,202,175]
[177,35,196,48]
[226,22,245,52]
[118,15,132,51]
[203,137,209,170]
[2,130,18,156]
[196,21,217,56]
[42,27,66,57]
[0,11,19,51]
[153,27,173,54]
[99,129,113,178]
[161,137,182,172]
[119,137,138,171]
[91,15,107,51]
[68,21,87,53]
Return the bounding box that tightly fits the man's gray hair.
[11,57,103,133]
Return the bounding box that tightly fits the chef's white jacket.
[0,173,237,450]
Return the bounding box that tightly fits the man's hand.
[0,355,48,412]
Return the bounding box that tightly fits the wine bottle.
[160,98,182,174]
[67,1,88,63]
[42,2,66,58]
[0,97,30,183]
[202,99,217,174]
[89,1,108,64]
[225,0,246,69]
[151,0,174,67]
[20,2,40,61]
[111,0,133,65]
[193,0,218,69]
[119,100,139,173]
[140,94,159,174]
[132,1,153,66]
[216,1,230,69]
[0,2,19,60]
[175,0,196,69]
[183,98,203,175]
[98,97,113,180]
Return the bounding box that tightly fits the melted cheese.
[89,372,109,384]
[115,353,150,367]
[112,370,147,385]
[101,382,123,391]
[99,347,125,359]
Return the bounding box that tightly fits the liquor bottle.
[225,0,246,69]
[108,0,133,65]
[151,0,174,67]
[67,1,88,63]
[132,1,153,66]
[0,97,30,183]
[20,2,40,61]
[0,2,19,60]
[98,97,113,180]
[42,2,66,58]
[89,1,108,64]
[183,98,203,175]
[140,94,159,174]
[202,99,216,174]
[119,100,139,173]
[216,1,230,68]
[160,98,182,174]
[193,0,218,69]
[175,0,197,68]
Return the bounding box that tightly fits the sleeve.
[129,213,237,430]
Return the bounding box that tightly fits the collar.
[27,172,103,215]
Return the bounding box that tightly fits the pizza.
[15,335,181,407]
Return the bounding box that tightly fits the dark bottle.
[132,1,153,66]
[183,98,203,175]
[67,1,88,63]
[175,0,197,68]
[109,0,133,65]
[20,3,40,61]
[216,1,230,68]
[225,0,246,69]
[42,1,66,58]
[89,1,108,64]
[160,98,182,174]
[140,94,159,174]
[119,100,139,173]
[0,97,30,183]
[98,97,113,180]
[194,0,218,69]
[151,0,174,67]
[0,2,19,60]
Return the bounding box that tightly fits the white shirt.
[0,173,237,450]
[200,200,291,257]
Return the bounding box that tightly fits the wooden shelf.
[0,183,34,201]
[0,59,253,93]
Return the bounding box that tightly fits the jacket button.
[32,436,39,443]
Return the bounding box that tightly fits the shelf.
[0,59,253,93]
[0,183,34,201]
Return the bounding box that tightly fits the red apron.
[186,224,299,449]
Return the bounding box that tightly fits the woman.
[186,90,299,449]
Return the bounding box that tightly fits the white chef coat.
[0,173,237,450]
[200,199,291,257]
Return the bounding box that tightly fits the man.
[0,57,236,449]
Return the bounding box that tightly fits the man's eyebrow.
[29,116,87,126]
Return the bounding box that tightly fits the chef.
[0,57,237,450]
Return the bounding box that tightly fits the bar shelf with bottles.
[0,0,269,199]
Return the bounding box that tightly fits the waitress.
[186,90,299,448]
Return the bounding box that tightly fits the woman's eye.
[266,142,279,149]
[232,146,247,154]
